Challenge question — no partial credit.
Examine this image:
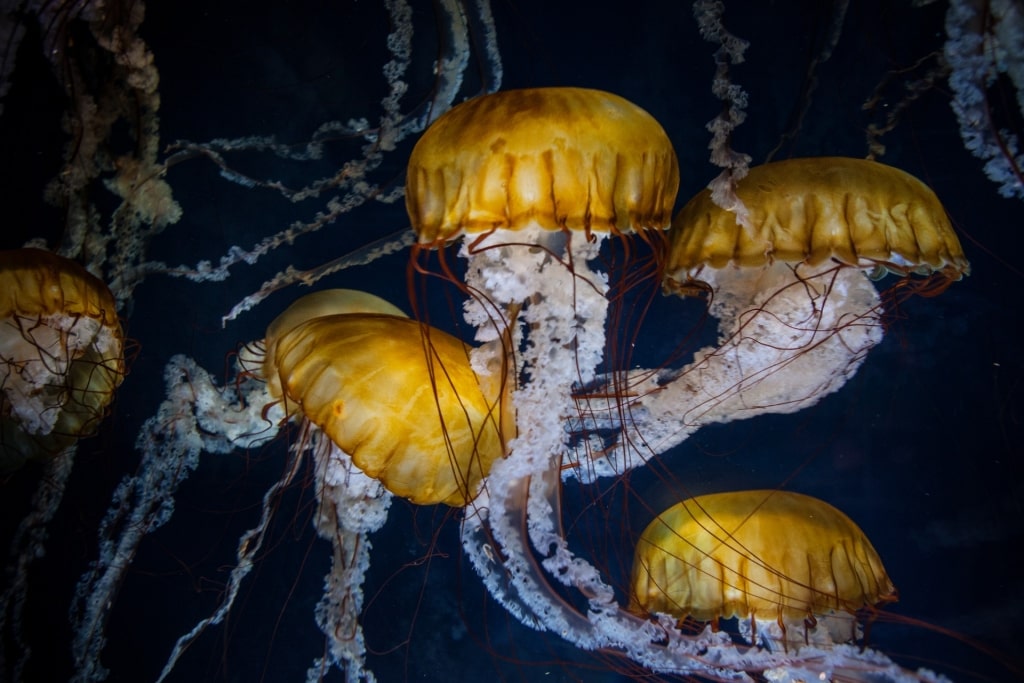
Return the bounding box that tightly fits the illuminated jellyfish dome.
[407,86,679,242]
[667,156,969,279]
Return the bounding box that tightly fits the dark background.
[2,1,1022,681]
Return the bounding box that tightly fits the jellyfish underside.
[1,248,125,473]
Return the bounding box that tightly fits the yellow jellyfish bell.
[630,490,896,630]
[406,86,679,242]
[667,156,970,283]
[240,288,408,414]
[261,293,509,507]
[1,248,125,472]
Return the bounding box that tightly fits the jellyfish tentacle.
[579,262,885,464]
[308,433,392,683]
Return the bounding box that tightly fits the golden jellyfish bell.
[1,248,125,472]
[263,288,406,344]
[630,490,896,631]
[666,157,970,285]
[269,312,509,507]
[406,87,680,243]
[239,288,407,410]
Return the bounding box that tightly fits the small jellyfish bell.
[630,490,897,651]
[1,248,126,472]
[589,157,971,468]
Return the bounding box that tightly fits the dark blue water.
[2,1,1021,681]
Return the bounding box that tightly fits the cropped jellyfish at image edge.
[1,248,126,472]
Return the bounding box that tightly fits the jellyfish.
[1,247,126,472]
[0,247,125,682]
[158,288,510,681]
[576,157,971,474]
[630,489,897,651]
[245,295,508,679]
[404,85,682,631]
[261,309,510,507]
[254,291,509,681]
